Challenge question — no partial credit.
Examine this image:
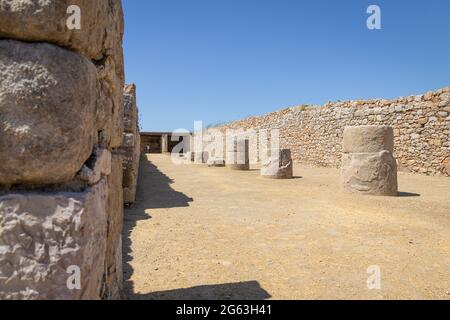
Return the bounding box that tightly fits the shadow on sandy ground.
[398,191,421,197]
[131,280,271,300]
[122,157,271,300]
[123,156,193,299]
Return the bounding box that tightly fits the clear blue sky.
[123,0,450,132]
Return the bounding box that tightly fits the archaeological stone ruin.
[209,88,450,177]
[120,84,140,205]
[261,149,294,179]
[341,126,398,196]
[226,139,250,171]
[0,0,140,299]
[0,0,449,301]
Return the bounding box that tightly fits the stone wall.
[213,87,450,176]
[120,84,140,205]
[0,0,126,299]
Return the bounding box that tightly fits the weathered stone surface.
[102,154,123,300]
[123,85,137,132]
[0,0,125,301]
[443,156,450,175]
[207,86,450,176]
[0,0,124,64]
[96,55,124,148]
[0,179,108,300]
[120,84,140,205]
[0,40,97,185]
[78,148,112,186]
[227,139,250,171]
[261,149,293,179]
[124,135,140,205]
[343,126,394,153]
[341,151,398,196]
[0,1,126,149]
[122,133,135,148]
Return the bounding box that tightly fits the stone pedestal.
[261,149,293,179]
[341,126,398,196]
[227,139,250,171]
[208,160,226,167]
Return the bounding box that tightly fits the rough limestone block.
[0,179,108,300]
[0,1,126,149]
[123,161,138,204]
[102,154,124,299]
[0,40,97,185]
[343,125,394,153]
[0,0,124,64]
[120,84,140,205]
[77,148,112,185]
[341,151,398,196]
[261,149,293,179]
[122,133,135,148]
[124,127,140,204]
[227,139,250,171]
[96,56,124,148]
[123,84,138,133]
[123,118,133,132]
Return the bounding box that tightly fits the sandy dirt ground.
[123,154,450,300]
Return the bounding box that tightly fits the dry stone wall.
[120,84,140,205]
[0,0,126,299]
[214,87,450,176]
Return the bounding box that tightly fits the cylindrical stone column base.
[226,139,250,171]
[341,151,398,196]
[261,149,293,179]
[207,159,226,167]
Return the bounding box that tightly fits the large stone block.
[0,179,108,300]
[123,84,138,133]
[0,0,124,64]
[0,1,125,148]
[261,149,293,179]
[0,40,97,185]
[96,56,124,148]
[102,154,124,299]
[343,125,394,153]
[120,84,140,205]
[123,145,140,205]
[123,160,138,205]
[341,151,398,196]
